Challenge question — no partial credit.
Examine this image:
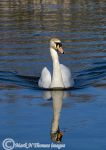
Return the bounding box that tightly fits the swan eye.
[55,42,62,48]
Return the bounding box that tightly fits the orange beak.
[57,45,64,54]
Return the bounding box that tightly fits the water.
[0,0,106,150]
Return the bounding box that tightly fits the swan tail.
[38,67,51,88]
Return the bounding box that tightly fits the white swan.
[38,38,74,89]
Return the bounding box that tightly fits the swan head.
[50,38,64,54]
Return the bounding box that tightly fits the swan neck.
[50,48,64,88]
[50,48,59,62]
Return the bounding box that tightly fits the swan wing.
[60,64,74,88]
[38,67,51,88]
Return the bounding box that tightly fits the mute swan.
[38,38,74,89]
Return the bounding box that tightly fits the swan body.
[38,38,74,89]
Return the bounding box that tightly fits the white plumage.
[38,67,51,88]
[38,38,74,89]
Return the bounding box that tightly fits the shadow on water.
[0,61,106,90]
[0,71,38,89]
[75,61,106,89]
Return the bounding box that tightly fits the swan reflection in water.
[43,90,69,143]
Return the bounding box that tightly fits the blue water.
[0,1,106,150]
